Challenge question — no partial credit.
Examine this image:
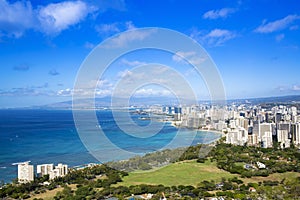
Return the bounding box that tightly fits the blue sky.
[0,0,300,108]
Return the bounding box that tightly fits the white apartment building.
[37,164,54,177]
[292,123,300,147]
[277,123,291,148]
[226,127,248,146]
[259,123,273,148]
[49,163,68,180]
[248,133,258,146]
[214,120,227,131]
[18,161,34,183]
[277,129,290,148]
[36,163,68,180]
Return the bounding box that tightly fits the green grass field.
[28,160,300,199]
[118,160,236,187]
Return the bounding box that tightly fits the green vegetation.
[2,141,300,199]
[118,160,235,186]
[209,142,300,178]
[107,144,213,172]
[0,165,127,199]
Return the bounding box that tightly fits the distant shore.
[169,120,225,137]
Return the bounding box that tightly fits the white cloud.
[207,29,233,38]
[0,85,54,96]
[110,65,198,99]
[206,29,236,46]
[133,88,172,97]
[276,84,300,92]
[58,78,114,97]
[184,68,198,77]
[95,23,120,35]
[57,88,108,97]
[95,21,135,37]
[125,21,135,30]
[104,28,157,48]
[255,14,300,33]
[191,28,236,47]
[57,88,73,96]
[172,51,196,62]
[203,8,236,19]
[118,69,133,78]
[94,89,112,97]
[0,0,35,37]
[292,85,300,91]
[121,59,147,67]
[80,79,113,91]
[96,79,113,90]
[172,51,207,65]
[0,0,99,38]
[38,1,92,35]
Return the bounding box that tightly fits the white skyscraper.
[17,161,34,183]
[37,164,54,177]
[259,123,273,148]
[49,163,68,180]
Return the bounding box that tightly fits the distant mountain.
[227,95,300,105]
[29,95,300,110]
[33,96,184,109]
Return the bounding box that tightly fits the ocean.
[0,109,221,183]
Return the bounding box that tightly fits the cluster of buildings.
[150,103,300,149]
[222,105,300,148]
[15,161,68,183]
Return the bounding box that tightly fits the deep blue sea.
[0,109,221,183]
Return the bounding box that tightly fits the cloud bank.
[0,0,96,37]
[255,15,300,33]
[203,8,236,19]
[191,28,236,46]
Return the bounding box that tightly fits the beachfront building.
[36,163,68,180]
[157,103,299,149]
[17,161,34,183]
[49,163,68,180]
[37,164,54,177]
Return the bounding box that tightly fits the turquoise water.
[0,109,221,183]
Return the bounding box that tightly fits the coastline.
[169,120,225,137]
[1,110,224,184]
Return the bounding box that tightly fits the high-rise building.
[275,113,282,123]
[277,123,291,148]
[226,127,248,146]
[49,163,68,180]
[259,123,273,148]
[17,161,34,183]
[253,121,260,138]
[37,164,54,177]
[291,123,300,147]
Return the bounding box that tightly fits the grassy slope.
[28,160,300,199]
[118,160,236,187]
[29,184,77,200]
[28,187,63,200]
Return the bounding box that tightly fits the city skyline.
[1,0,300,108]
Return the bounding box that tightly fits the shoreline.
[169,120,225,137]
[2,112,224,185]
